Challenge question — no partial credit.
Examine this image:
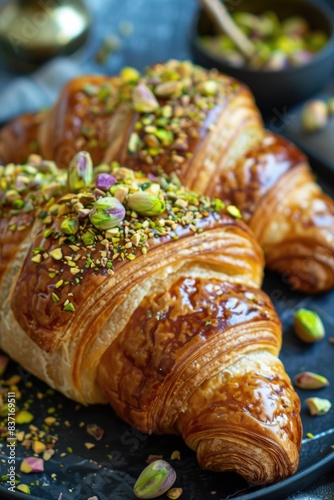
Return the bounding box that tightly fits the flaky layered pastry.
[1,60,333,292]
[0,156,301,484]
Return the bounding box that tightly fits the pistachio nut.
[305,397,332,416]
[68,151,93,192]
[90,196,126,230]
[127,191,166,216]
[120,66,140,83]
[20,457,44,473]
[282,16,309,38]
[95,173,117,192]
[167,488,183,499]
[227,205,242,219]
[60,217,79,235]
[17,485,30,494]
[293,308,325,343]
[155,81,183,98]
[294,371,329,390]
[301,100,328,133]
[134,459,176,499]
[132,84,159,113]
[196,80,218,96]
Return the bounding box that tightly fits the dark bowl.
[190,0,334,116]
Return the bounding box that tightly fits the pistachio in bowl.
[190,0,334,114]
[200,10,328,71]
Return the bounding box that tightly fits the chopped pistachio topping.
[3,155,241,318]
[0,157,66,228]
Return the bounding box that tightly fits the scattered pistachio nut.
[32,440,46,454]
[305,397,332,416]
[167,488,183,499]
[301,100,328,133]
[134,459,176,499]
[17,484,31,494]
[86,423,104,441]
[16,410,34,425]
[293,308,325,343]
[20,457,44,473]
[294,371,329,390]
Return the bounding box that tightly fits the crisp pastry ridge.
[0,155,302,484]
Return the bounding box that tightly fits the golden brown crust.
[97,276,301,484]
[0,60,332,292]
[0,158,302,484]
[0,112,44,165]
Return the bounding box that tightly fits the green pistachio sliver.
[63,302,75,313]
[305,397,332,416]
[128,132,143,154]
[227,205,242,218]
[52,293,60,303]
[16,410,34,424]
[49,248,63,261]
[294,308,325,343]
[61,217,79,235]
[154,129,174,146]
[213,198,225,211]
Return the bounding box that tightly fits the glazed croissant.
[0,155,301,484]
[1,60,333,293]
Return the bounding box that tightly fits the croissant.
[0,154,302,484]
[1,60,333,293]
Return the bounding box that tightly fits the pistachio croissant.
[0,155,301,484]
[1,60,333,292]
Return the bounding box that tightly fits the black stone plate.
[1,158,334,500]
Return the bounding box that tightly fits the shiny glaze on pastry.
[0,61,332,292]
[0,158,301,484]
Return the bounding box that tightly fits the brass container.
[0,0,91,72]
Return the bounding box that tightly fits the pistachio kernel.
[127,191,166,216]
[301,100,328,133]
[89,196,126,230]
[155,81,183,97]
[132,84,159,113]
[294,371,329,390]
[68,151,93,192]
[294,308,325,343]
[305,397,332,416]
[134,459,176,499]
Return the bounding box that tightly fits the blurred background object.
[190,0,334,115]
[0,0,91,73]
